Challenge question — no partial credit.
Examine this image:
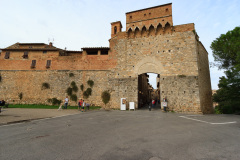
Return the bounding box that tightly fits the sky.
[1,0,240,90]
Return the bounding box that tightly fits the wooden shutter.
[31,60,36,68]
[23,51,28,58]
[46,60,51,68]
[5,52,10,59]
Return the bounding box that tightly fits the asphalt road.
[0,110,240,160]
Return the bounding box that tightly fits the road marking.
[0,113,80,128]
[179,116,237,125]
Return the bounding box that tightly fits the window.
[101,50,108,55]
[31,60,36,68]
[23,51,28,59]
[114,26,117,34]
[87,51,98,55]
[130,16,132,19]
[46,60,51,68]
[5,52,10,59]
[43,51,47,54]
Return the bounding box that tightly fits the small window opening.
[149,13,151,15]
[130,16,132,19]
[46,60,51,68]
[5,52,10,59]
[144,14,146,16]
[43,51,47,54]
[166,8,169,12]
[23,51,28,59]
[114,26,117,34]
[101,50,108,55]
[31,60,36,68]
[87,51,98,55]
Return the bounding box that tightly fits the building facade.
[0,3,213,113]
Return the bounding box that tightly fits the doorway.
[138,73,160,110]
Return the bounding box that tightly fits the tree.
[211,27,240,114]
[210,27,240,70]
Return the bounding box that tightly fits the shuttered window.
[5,52,10,59]
[23,51,28,59]
[31,60,36,68]
[46,60,51,68]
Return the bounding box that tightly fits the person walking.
[81,100,85,112]
[78,98,81,111]
[64,96,69,109]
[152,99,155,109]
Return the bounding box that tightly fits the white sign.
[162,102,168,107]
[120,98,126,110]
[129,102,135,111]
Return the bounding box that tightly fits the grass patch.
[8,104,101,110]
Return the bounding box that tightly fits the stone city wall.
[0,70,113,107]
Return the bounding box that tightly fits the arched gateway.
[0,3,213,114]
[109,3,213,114]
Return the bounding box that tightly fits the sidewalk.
[0,108,79,125]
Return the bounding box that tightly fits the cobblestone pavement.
[0,108,80,125]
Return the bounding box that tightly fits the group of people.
[149,98,167,111]
[78,98,88,112]
[58,96,90,112]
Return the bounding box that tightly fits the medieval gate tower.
[0,3,213,114]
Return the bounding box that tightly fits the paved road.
[0,110,240,160]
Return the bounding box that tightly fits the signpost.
[120,98,126,110]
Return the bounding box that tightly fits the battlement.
[126,3,173,32]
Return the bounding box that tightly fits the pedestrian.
[64,96,69,109]
[149,101,151,111]
[78,98,82,111]
[163,97,167,112]
[82,100,85,112]
[86,102,90,110]
[152,99,155,109]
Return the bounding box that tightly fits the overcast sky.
[1,0,240,90]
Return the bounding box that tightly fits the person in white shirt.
[64,96,69,109]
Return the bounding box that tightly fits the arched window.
[114,26,117,34]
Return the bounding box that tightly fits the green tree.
[211,27,240,114]
[211,27,240,70]
[101,91,111,108]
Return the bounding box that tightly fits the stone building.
[0,3,213,113]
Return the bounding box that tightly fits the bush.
[42,82,50,89]
[70,94,78,102]
[87,80,94,88]
[51,98,62,105]
[178,75,186,78]
[83,91,89,99]
[86,88,92,96]
[47,98,52,103]
[72,85,78,92]
[80,84,84,91]
[71,81,76,87]
[18,92,23,100]
[69,73,74,77]
[101,91,110,105]
[66,87,73,96]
